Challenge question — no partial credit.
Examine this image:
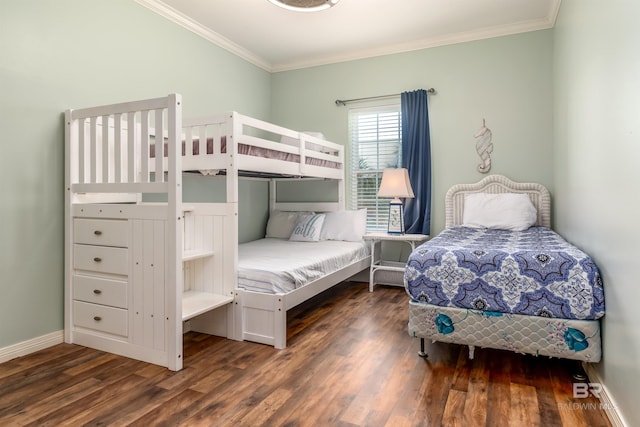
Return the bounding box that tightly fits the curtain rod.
[334,88,436,106]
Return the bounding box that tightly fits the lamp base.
[386,199,405,234]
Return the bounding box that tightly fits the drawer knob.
[93,257,102,263]
[94,230,103,236]
[93,289,102,295]
[93,316,102,321]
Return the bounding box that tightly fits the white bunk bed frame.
[65,94,368,371]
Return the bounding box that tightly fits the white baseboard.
[583,362,628,427]
[0,331,64,364]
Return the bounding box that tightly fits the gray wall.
[553,1,640,424]
[270,30,554,264]
[270,31,554,235]
[0,0,271,348]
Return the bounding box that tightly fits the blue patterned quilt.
[404,227,604,320]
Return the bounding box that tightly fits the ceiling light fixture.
[268,0,340,13]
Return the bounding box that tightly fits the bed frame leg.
[418,338,428,358]
[572,361,588,382]
[468,345,475,360]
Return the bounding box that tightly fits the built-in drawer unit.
[73,300,128,337]
[73,244,128,276]
[74,218,128,248]
[73,275,127,309]
[71,217,130,340]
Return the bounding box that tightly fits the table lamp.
[377,168,414,234]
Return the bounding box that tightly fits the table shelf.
[363,233,429,292]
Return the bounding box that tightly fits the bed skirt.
[408,300,601,362]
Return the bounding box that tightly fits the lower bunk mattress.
[237,238,369,294]
[408,301,602,362]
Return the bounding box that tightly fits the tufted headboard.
[444,175,551,228]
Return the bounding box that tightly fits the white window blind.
[349,105,402,231]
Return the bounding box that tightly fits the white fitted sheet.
[238,238,369,294]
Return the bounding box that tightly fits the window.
[349,105,402,231]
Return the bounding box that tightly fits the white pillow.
[320,209,367,242]
[462,193,537,231]
[289,214,326,242]
[265,211,309,239]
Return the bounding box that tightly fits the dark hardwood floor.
[0,283,611,426]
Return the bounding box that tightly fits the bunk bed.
[64,94,369,371]
[404,175,604,362]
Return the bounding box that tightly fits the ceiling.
[136,0,561,72]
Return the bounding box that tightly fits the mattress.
[150,137,341,169]
[404,226,604,320]
[237,238,369,294]
[408,300,601,362]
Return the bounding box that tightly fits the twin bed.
[404,175,604,362]
[65,94,369,371]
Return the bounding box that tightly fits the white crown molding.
[135,0,561,74]
[275,0,562,71]
[133,0,273,72]
[272,20,552,73]
[548,0,562,27]
[273,16,556,72]
[0,330,64,364]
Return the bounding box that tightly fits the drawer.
[73,275,127,309]
[74,244,128,276]
[74,218,128,248]
[73,300,128,337]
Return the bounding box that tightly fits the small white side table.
[363,232,429,292]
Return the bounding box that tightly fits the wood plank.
[0,378,103,425]
[441,389,467,427]
[485,350,511,426]
[27,373,149,425]
[462,350,490,426]
[127,388,204,426]
[531,355,563,427]
[237,387,294,425]
[510,383,541,426]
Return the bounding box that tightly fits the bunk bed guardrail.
[66,94,183,197]
[150,111,345,180]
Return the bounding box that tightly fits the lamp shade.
[377,168,415,199]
